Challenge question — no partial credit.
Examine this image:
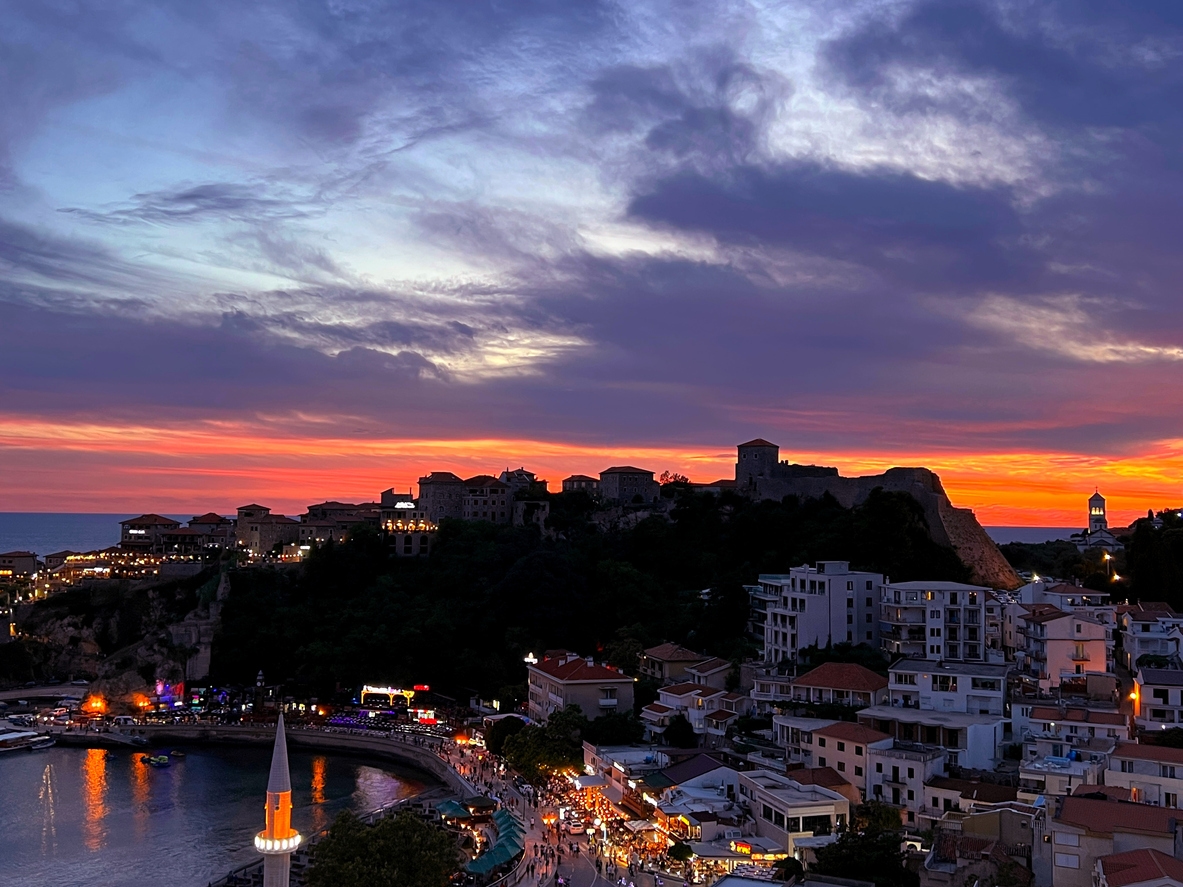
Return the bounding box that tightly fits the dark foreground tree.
[814,827,918,887]
[307,809,459,887]
[663,713,698,749]
[485,715,526,756]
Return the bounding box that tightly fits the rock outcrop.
[737,441,1020,588]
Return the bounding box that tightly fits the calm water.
[0,513,190,556]
[0,745,426,887]
[984,526,1078,545]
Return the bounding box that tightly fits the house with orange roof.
[526,652,634,723]
[790,662,888,708]
[119,514,181,552]
[810,721,892,799]
[639,643,710,684]
[1040,795,1183,887]
[1096,848,1183,887]
[1105,742,1183,809]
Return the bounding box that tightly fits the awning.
[603,784,624,804]
[574,773,608,789]
[436,800,471,819]
[624,820,657,833]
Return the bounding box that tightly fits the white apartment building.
[772,715,839,767]
[1106,743,1183,809]
[880,581,1000,663]
[1012,605,1110,691]
[1134,668,1183,731]
[811,721,893,798]
[886,660,1008,715]
[866,743,946,828]
[761,562,884,663]
[857,706,1006,770]
[738,770,850,853]
[640,683,749,747]
[1012,703,1130,750]
[1121,607,1183,671]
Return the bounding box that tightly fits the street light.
[524,652,538,665]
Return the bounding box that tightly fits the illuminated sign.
[393,502,416,509]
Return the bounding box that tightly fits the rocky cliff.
[751,465,1021,589]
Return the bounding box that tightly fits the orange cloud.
[1,413,1179,526]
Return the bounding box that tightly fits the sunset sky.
[3,1,1183,525]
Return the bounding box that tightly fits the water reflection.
[81,749,108,851]
[310,755,328,833]
[40,763,57,854]
[130,753,150,837]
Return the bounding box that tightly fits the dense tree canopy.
[306,809,459,887]
[211,489,970,698]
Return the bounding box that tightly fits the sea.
[0,513,190,556]
[984,526,1078,545]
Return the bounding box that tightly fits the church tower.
[1089,491,1107,533]
[255,714,301,887]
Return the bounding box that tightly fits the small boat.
[169,749,186,758]
[147,755,170,768]
[0,731,54,753]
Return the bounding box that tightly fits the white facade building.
[886,660,1008,715]
[760,562,884,663]
[1134,668,1183,731]
[880,581,1000,663]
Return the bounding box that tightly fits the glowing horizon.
[1,413,1178,527]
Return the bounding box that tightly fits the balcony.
[599,697,618,708]
[1070,650,1091,662]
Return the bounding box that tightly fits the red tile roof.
[1030,706,1127,726]
[1056,796,1180,835]
[643,643,708,663]
[601,466,653,475]
[419,472,464,483]
[1073,784,1133,801]
[1100,849,1183,887]
[189,512,228,523]
[121,514,181,526]
[1113,742,1183,765]
[793,662,888,693]
[705,710,738,722]
[643,703,673,715]
[661,682,723,698]
[815,721,891,744]
[530,656,630,683]
[463,475,508,487]
[688,657,732,674]
[789,767,850,789]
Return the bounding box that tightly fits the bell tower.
[255,713,301,886]
[1089,491,1107,533]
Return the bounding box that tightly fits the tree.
[584,712,644,746]
[502,705,588,783]
[814,828,918,887]
[854,800,904,832]
[660,471,690,485]
[485,716,526,756]
[774,857,805,880]
[668,842,693,863]
[663,713,698,749]
[307,809,459,887]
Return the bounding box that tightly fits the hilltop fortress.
[735,439,1021,590]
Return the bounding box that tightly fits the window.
[774,811,785,828]
[818,737,826,747]
[930,628,941,637]
[837,761,846,772]
[907,789,914,800]
[837,741,846,752]
[1162,765,1177,779]
[932,675,957,692]
[908,767,915,778]
[1055,832,1079,846]
[1054,854,1080,869]
[847,614,853,624]
[762,804,774,821]
[971,678,999,691]
[855,765,863,777]
[950,592,958,605]
[930,610,940,618]
[1168,793,1179,808]
[866,597,873,607]
[876,763,883,773]
[818,757,826,767]
[866,581,873,591]
[848,581,854,591]
[856,745,864,756]
[848,597,854,607]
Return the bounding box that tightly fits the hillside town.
[3,440,1183,887]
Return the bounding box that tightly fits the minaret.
[255,714,301,887]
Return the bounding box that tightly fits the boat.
[0,731,55,753]
[169,749,186,758]
[147,755,170,768]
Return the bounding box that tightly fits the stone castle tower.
[255,713,301,887]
